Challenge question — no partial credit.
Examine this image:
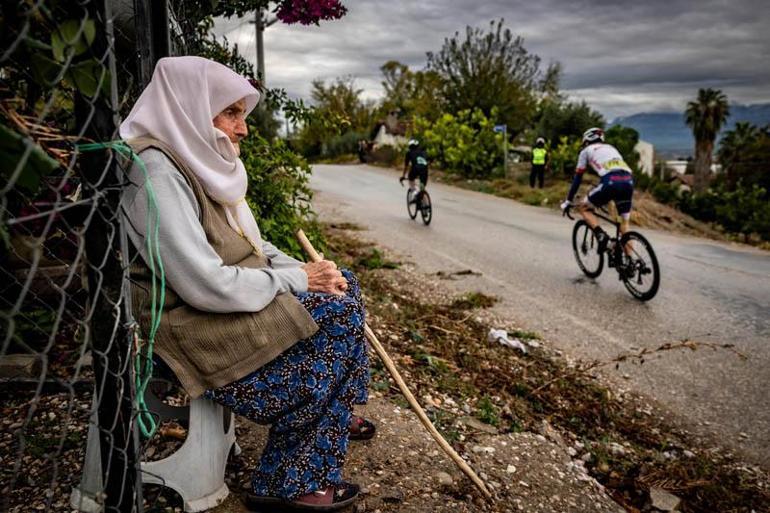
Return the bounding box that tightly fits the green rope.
[77,141,165,438]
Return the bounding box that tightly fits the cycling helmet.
[535,137,545,145]
[407,138,420,148]
[581,127,604,145]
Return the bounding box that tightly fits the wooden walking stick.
[296,230,493,500]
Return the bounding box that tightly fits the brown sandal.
[349,415,376,441]
[245,482,360,512]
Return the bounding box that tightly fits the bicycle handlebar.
[563,206,575,220]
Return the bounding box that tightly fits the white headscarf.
[120,56,263,251]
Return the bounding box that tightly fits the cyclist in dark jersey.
[400,139,430,205]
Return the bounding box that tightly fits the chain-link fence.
[1,1,178,511]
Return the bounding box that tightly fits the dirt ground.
[2,224,767,513]
[210,395,622,513]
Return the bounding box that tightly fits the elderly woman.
[119,56,372,511]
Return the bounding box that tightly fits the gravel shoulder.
[211,395,623,513]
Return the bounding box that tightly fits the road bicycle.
[400,178,432,225]
[564,204,660,301]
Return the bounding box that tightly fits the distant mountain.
[610,103,770,159]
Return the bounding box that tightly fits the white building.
[634,139,655,175]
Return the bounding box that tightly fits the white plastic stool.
[71,382,237,512]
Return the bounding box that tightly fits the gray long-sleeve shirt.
[120,149,308,313]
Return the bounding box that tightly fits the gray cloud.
[213,0,770,119]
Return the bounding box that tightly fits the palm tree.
[685,88,730,192]
[717,122,760,184]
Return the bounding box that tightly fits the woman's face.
[213,99,248,153]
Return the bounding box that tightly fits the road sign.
[493,124,507,133]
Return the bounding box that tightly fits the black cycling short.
[408,166,428,186]
[586,171,634,219]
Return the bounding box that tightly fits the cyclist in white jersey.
[560,127,635,252]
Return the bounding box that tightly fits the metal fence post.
[76,1,140,511]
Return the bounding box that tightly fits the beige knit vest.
[127,137,318,398]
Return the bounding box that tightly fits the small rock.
[505,465,517,474]
[649,487,681,511]
[381,488,404,503]
[683,450,695,458]
[459,416,498,434]
[436,472,453,486]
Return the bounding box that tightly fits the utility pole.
[255,8,265,86]
[252,7,278,103]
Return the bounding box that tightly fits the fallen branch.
[296,230,493,501]
[530,338,746,395]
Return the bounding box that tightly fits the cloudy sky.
[213,0,770,121]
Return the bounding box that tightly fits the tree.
[165,0,348,137]
[605,125,640,172]
[533,100,604,145]
[718,122,760,187]
[426,19,556,135]
[379,61,444,122]
[296,77,376,157]
[725,125,770,192]
[685,88,730,193]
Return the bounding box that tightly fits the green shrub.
[650,181,680,205]
[241,126,325,260]
[322,130,368,159]
[412,108,504,179]
[679,184,770,241]
[550,136,582,177]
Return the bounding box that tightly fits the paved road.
[310,164,770,466]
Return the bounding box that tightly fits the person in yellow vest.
[530,137,548,188]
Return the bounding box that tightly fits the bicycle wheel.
[619,231,660,301]
[420,191,432,225]
[572,220,604,278]
[406,189,418,220]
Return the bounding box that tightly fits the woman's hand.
[301,260,348,295]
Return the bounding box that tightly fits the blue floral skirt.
[205,269,369,499]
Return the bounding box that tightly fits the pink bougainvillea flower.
[275,0,347,25]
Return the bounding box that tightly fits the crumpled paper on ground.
[487,328,528,354]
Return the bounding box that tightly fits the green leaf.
[51,19,96,62]
[30,53,63,86]
[0,124,60,194]
[24,37,53,51]
[66,59,108,98]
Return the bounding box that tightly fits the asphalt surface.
[310,163,770,466]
